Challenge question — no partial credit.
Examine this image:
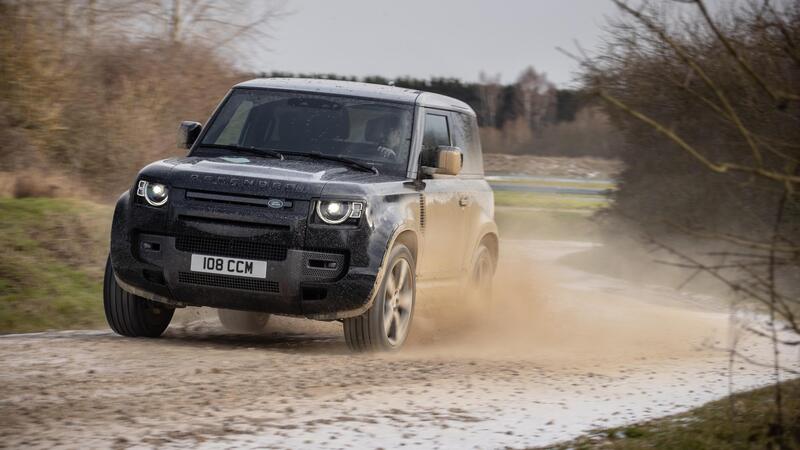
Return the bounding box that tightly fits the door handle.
[459,195,471,207]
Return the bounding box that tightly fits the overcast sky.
[258,0,621,87]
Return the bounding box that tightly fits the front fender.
[109,191,133,273]
[109,190,178,304]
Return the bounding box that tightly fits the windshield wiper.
[287,152,379,175]
[199,144,284,160]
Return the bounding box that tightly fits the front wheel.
[343,243,416,352]
[103,256,174,337]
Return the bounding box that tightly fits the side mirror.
[421,145,462,176]
[178,121,202,149]
[436,146,463,176]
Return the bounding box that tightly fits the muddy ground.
[0,240,795,449]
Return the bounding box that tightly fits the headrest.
[365,117,386,142]
[306,111,348,142]
[278,111,304,145]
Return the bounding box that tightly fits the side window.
[451,112,484,176]
[422,113,450,152]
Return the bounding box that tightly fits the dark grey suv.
[105,78,498,351]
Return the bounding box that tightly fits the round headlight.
[316,200,351,224]
[144,182,169,206]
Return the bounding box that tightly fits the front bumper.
[109,191,382,319]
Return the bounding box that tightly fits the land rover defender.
[105,78,498,351]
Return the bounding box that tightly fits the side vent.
[418,193,426,234]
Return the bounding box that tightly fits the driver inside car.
[365,116,403,160]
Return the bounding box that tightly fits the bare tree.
[16,0,287,55]
[573,0,799,446]
[138,0,288,49]
[477,71,503,128]
[514,66,557,131]
[1,0,285,192]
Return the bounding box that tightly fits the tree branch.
[693,0,798,105]
[597,89,800,185]
[611,0,770,167]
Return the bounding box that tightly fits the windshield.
[199,88,415,177]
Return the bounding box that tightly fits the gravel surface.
[0,240,794,449]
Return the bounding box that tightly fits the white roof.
[235,78,475,116]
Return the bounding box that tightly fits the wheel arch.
[393,229,419,263]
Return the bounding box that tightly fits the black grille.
[178,272,280,293]
[175,235,287,261]
[301,251,346,281]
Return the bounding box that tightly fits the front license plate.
[190,254,267,279]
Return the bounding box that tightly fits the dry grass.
[0,198,111,333]
[0,170,85,199]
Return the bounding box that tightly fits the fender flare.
[321,223,419,320]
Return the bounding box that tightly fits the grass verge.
[0,198,111,333]
[541,378,800,450]
[493,190,609,210]
[488,178,615,191]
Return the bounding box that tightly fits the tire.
[103,256,174,337]
[465,243,495,317]
[344,243,416,352]
[217,309,270,333]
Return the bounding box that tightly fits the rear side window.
[422,113,450,151]
[451,112,484,176]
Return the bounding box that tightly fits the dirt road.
[0,240,794,449]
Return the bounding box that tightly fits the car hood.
[144,156,399,199]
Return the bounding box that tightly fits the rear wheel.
[472,244,495,300]
[103,256,174,337]
[344,244,415,352]
[465,243,495,317]
[217,309,270,333]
